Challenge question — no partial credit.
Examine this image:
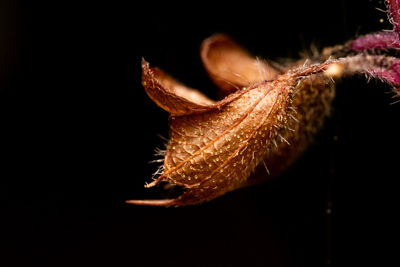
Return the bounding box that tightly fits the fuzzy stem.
[351,31,400,51]
[388,0,400,34]
[338,54,400,94]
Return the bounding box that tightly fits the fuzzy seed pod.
[128,1,400,207]
[128,35,336,206]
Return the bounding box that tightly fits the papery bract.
[128,1,400,206]
[129,36,335,206]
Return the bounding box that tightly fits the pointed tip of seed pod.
[125,199,177,207]
[144,176,164,188]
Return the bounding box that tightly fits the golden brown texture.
[201,34,280,95]
[127,35,336,206]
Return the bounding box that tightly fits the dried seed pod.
[128,1,400,207]
[127,36,336,206]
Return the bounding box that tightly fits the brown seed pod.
[127,35,336,207]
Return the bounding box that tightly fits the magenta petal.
[351,31,400,51]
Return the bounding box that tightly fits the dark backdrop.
[1,0,399,266]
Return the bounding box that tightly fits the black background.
[1,0,399,266]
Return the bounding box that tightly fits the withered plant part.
[130,37,336,207]
[128,0,400,206]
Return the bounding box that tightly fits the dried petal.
[201,34,280,94]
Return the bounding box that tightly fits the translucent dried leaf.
[141,59,214,115]
[200,34,280,94]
